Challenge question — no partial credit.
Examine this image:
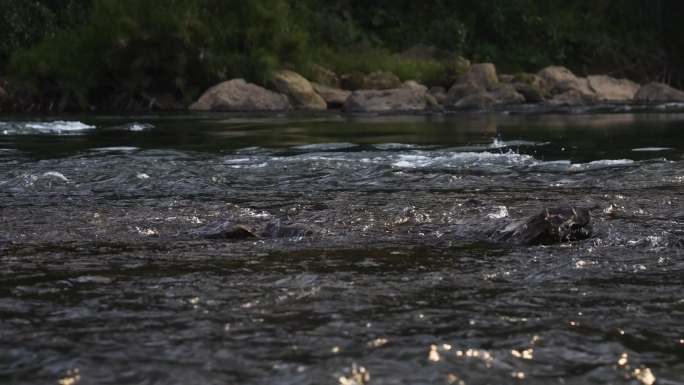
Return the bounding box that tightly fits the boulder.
[425,93,443,112]
[189,79,291,112]
[343,88,428,113]
[634,82,684,103]
[460,63,498,90]
[312,83,351,108]
[445,82,485,106]
[499,74,515,83]
[363,71,402,90]
[450,85,524,111]
[489,84,525,105]
[546,89,598,106]
[340,72,366,91]
[513,83,546,103]
[587,75,639,101]
[309,64,340,88]
[429,86,448,105]
[513,73,547,89]
[271,70,327,110]
[538,66,595,98]
[452,92,496,110]
[402,80,428,93]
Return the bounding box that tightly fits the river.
[1,112,683,385]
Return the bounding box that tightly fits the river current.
[1,112,683,385]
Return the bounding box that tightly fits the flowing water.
[1,112,683,385]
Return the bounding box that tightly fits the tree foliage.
[2,0,683,110]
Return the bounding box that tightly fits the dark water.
[1,112,683,385]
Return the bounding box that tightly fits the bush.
[9,0,308,109]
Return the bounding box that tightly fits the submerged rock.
[490,206,593,245]
[189,79,291,112]
[634,82,684,103]
[195,220,315,241]
[271,70,327,111]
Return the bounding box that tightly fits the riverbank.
[3,61,684,116]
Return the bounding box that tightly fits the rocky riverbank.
[188,62,684,114]
[3,61,684,115]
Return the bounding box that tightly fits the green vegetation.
[1,0,683,110]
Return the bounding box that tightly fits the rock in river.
[489,205,593,245]
[194,220,315,241]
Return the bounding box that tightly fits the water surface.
[1,113,683,385]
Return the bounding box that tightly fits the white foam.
[25,121,94,134]
[392,151,537,169]
[489,138,550,148]
[127,123,154,132]
[631,147,673,152]
[294,143,357,151]
[92,147,140,152]
[41,172,69,182]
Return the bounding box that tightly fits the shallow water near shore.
[1,111,683,385]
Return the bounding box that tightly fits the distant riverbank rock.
[402,80,428,93]
[190,79,291,112]
[311,83,351,108]
[429,87,448,104]
[309,64,340,88]
[460,63,498,89]
[547,89,598,106]
[587,75,639,101]
[363,71,402,90]
[271,70,327,111]
[449,84,524,110]
[634,82,684,103]
[538,66,595,99]
[343,88,428,113]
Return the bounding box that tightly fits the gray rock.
[402,80,428,93]
[311,83,351,108]
[363,71,402,90]
[445,82,485,106]
[490,206,593,245]
[499,74,515,83]
[538,66,596,99]
[489,84,525,105]
[634,82,684,103]
[460,63,498,90]
[587,75,639,101]
[196,220,315,241]
[452,91,496,110]
[428,86,447,105]
[547,89,598,106]
[513,83,546,103]
[189,79,291,112]
[271,70,327,110]
[343,88,428,113]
